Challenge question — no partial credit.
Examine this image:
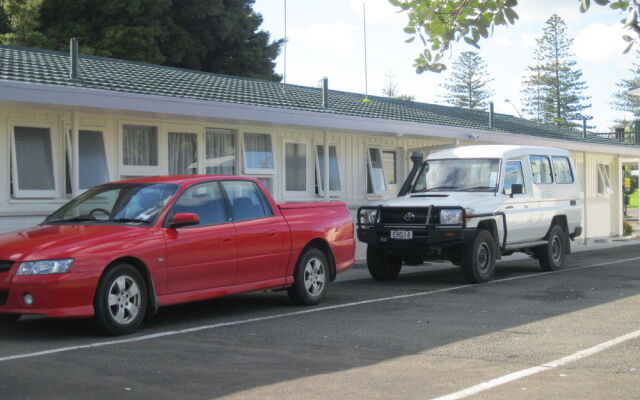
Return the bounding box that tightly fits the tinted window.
[221,181,272,221]
[530,156,553,184]
[504,161,525,194]
[552,156,574,184]
[171,182,228,226]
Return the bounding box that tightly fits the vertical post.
[69,38,79,80]
[71,109,80,196]
[635,120,640,144]
[615,156,624,237]
[283,0,287,85]
[323,130,330,202]
[582,151,588,244]
[322,77,329,109]
[582,118,587,139]
[362,1,369,100]
[488,102,494,128]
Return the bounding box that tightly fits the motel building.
[1,43,640,241]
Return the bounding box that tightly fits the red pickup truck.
[0,176,355,335]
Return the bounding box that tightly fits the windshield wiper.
[46,216,98,223]
[461,186,496,191]
[424,186,459,192]
[108,218,148,224]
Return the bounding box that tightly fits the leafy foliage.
[521,15,591,127]
[612,51,640,119]
[0,0,283,81]
[441,51,493,110]
[0,0,47,47]
[392,0,640,73]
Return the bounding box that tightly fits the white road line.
[431,328,640,400]
[1,256,639,363]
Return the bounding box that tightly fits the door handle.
[505,206,514,209]
[222,237,233,243]
[266,232,277,238]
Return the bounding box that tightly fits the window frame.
[205,127,238,176]
[503,160,526,195]
[219,179,274,222]
[314,143,343,197]
[283,139,310,197]
[163,180,232,228]
[10,122,60,199]
[597,163,613,196]
[242,131,276,175]
[529,155,554,185]
[119,122,162,176]
[367,147,389,197]
[551,156,574,184]
[167,130,200,176]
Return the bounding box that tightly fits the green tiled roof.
[0,44,637,147]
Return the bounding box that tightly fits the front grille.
[0,261,13,273]
[0,290,8,305]
[380,207,440,225]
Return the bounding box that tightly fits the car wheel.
[367,245,402,281]
[461,229,497,283]
[0,313,20,322]
[94,264,147,336]
[287,248,329,306]
[535,225,567,271]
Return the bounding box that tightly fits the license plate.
[390,230,413,240]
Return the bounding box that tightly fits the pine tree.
[0,0,47,47]
[522,15,591,127]
[382,73,415,101]
[612,51,640,121]
[441,51,494,110]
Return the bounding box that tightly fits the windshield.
[45,183,179,225]
[411,158,500,193]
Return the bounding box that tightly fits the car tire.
[94,264,147,336]
[535,224,567,271]
[367,245,402,281]
[461,229,497,284]
[287,248,329,306]
[0,314,20,322]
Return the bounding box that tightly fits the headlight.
[440,209,464,225]
[360,208,379,224]
[16,259,74,276]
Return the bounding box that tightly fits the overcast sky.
[253,0,638,131]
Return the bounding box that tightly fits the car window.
[221,180,272,221]
[529,156,553,184]
[170,181,228,226]
[504,160,525,194]
[552,156,574,184]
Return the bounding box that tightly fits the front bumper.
[357,225,477,251]
[0,270,101,318]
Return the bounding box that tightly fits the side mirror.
[510,183,524,197]
[170,213,200,228]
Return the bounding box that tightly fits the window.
[367,148,388,195]
[169,132,198,175]
[597,163,612,195]
[504,160,525,194]
[530,155,553,184]
[221,180,273,221]
[206,128,236,175]
[170,182,228,226]
[122,125,158,166]
[243,132,274,174]
[382,151,397,185]
[256,177,273,193]
[412,159,500,192]
[77,130,110,190]
[552,156,574,184]
[315,145,341,194]
[11,126,58,198]
[285,142,307,192]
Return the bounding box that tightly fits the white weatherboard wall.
[0,103,630,241]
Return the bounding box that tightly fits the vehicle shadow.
[0,245,639,400]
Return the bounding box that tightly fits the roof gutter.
[1,80,640,157]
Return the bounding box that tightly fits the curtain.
[169,132,198,175]
[206,128,236,175]
[123,125,158,166]
[14,126,55,191]
[316,145,341,192]
[285,142,306,191]
[244,132,274,170]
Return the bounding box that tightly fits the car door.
[220,180,289,284]
[500,159,536,244]
[164,181,237,294]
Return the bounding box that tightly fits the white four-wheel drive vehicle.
[357,145,583,283]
